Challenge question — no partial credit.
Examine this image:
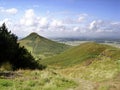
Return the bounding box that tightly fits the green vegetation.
[59,56,120,81]
[0,23,45,70]
[41,42,118,67]
[19,32,70,59]
[1,23,120,90]
[41,42,120,90]
[0,69,77,90]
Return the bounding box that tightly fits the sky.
[0,0,120,38]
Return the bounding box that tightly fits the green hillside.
[41,42,120,67]
[41,42,120,86]
[19,32,70,59]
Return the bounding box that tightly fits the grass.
[60,56,120,81]
[40,42,120,90]
[41,42,120,67]
[19,32,70,59]
[0,69,77,90]
[1,42,120,90]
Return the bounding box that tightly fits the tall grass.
[0,69,77,90]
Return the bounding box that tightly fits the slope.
[19,32,70,59]
[41,42,120,89]
[41,42,120,67]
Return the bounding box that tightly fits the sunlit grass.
[0,69,77,90]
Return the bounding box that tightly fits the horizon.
[19,32,120,41]
[0,0,120,38]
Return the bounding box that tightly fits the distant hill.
[41,42,120,67]
[19,32,70,59]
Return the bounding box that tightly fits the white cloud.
[89,20,103,30]
[78,16,85,22]
[111,22,120,25]
[73,26,79,31]
[0,18,12,26]
[0,7,18,14]
[77,14,88,23]
[1,8,120,38]
[20,9,35,26]
[89,20,96,30]
[38,17,48,27]
[13,9,49,37]
[20,9,49,28]
[63,14,88,24]
[25,9,35,18]
[87,20,120,38]
[50,19,63,27]
[6,8,18,14]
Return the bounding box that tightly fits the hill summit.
[19,32,70,59]
[22,32,45,40]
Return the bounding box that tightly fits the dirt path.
[74,79,97,90]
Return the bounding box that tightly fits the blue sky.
[0,0,120,38]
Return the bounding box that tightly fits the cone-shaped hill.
[19,32,70,59]
[41,42,120,67]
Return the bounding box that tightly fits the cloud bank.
[0,8,120,38]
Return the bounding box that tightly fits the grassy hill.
[41,42,120,89]
[19,32,70,59]
[41,42,120,67]
[1,41,120,90]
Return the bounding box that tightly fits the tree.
[0,23,45,70]
[0,23,18,63]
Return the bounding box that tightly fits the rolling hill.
[41,42,120,87]
[41,42,120,67]
[19,32,70,59]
